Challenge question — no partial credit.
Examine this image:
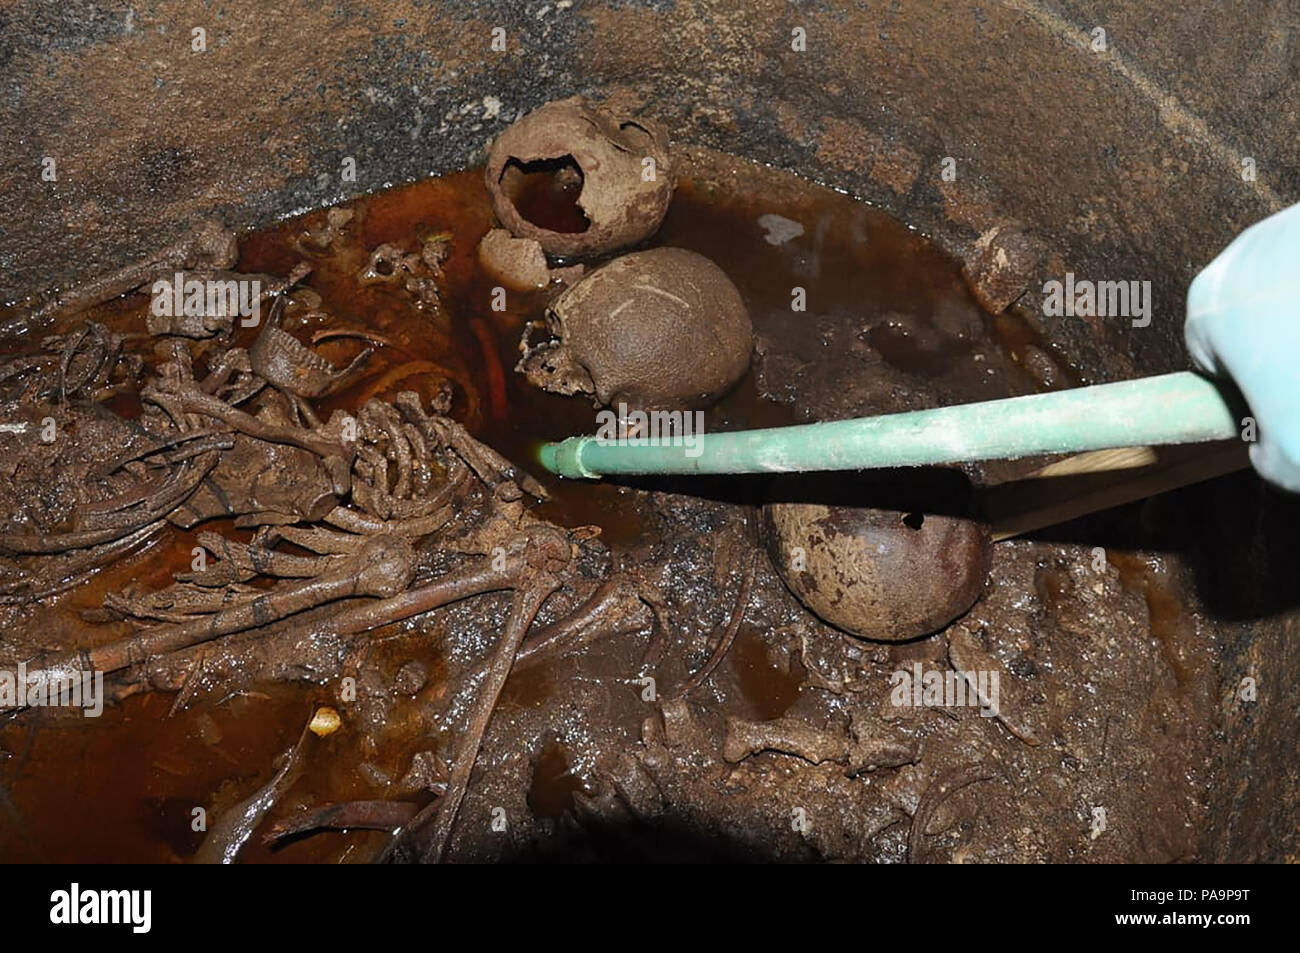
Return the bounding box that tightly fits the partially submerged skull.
[518,247,753,410]
[761,473,991,642]
[485,97,674,259]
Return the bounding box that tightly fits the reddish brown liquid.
[0,155,1049,862]
[500,159,591,235]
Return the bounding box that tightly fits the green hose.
[538,371,1242,479]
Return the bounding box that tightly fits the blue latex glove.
[1185,201,1300,492]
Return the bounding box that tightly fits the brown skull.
[485,97,674,260]
[518,247,753,410]
[762,474,991,642]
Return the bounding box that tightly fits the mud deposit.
[0,148,1234,862]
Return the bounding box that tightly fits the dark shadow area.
[499,156,590,234]
[1014,467,1300,621]
[490,813,807,863]
[616,466,979,521]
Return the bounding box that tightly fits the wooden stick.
[982,440,1250,541]
[1024,445,1159,477]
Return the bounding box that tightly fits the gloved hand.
[1185,201,1300,492]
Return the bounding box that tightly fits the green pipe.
[538,371,1242,479]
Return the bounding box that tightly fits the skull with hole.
[485,97,674,259]
[518,247,754,412]
[761,473,991,642]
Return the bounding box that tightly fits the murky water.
[0,149,1047,862]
